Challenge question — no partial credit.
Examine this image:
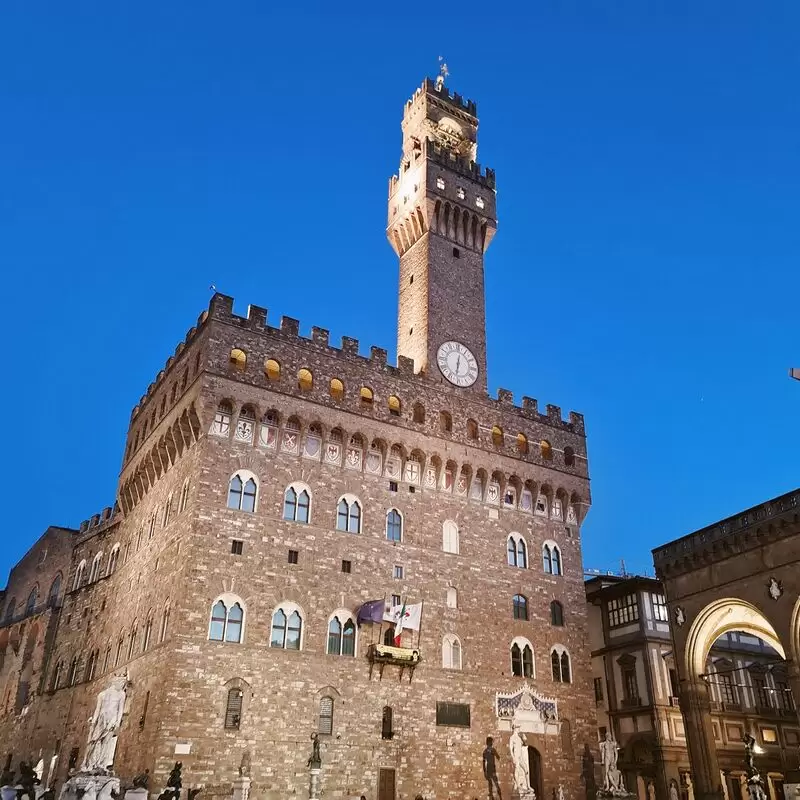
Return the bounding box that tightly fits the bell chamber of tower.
[387,78,497,394]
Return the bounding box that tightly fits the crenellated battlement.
[77,505,117,536]
[405,78,477,118]
[388,138,495,194]
[198,293,584,434]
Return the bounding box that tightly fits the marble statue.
[600,734,618,785]
[482,737,502,800]
[81,675,128,773]
[558,786,565,800]
[509,721,533,797]
[669,781,680,800]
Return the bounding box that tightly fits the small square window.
[457,187,465,199]
[341,560,352,574]
[231,540,243,555]
[391,594,401,607]
[288,549,299,565]
[475,197,485,209]
[436,177,445,190]
[452,247,460,258]
[409,485,416,494]
[393,565,404,579]
[389,481,398,492]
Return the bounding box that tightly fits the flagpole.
[377,595,386,646]
[415,600,425,651]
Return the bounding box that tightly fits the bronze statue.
[482,736,502,800]
[307,734,321,769]
[132,770,150,790]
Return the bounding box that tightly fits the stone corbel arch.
[684,598,785,679]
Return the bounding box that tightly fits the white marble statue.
[669,782,680,800]
[509,720,533,797]
[600,733,620,791]
[558,786,565,800]
[81,674,128,772]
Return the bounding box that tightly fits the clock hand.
[456,354,462,374]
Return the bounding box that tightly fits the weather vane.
[435,56,449,91]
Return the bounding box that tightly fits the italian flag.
[384,601,423,645]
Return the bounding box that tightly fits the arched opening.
[681,599,791,800]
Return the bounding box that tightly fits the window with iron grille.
[288,550,299,565]
[225,688,243,729]
[594,677,604,703]
[231,540,243,555]
[381,706,394,740]
[718,672,737,706]
[435,701,470,727]
[341,560,351,574]
[608,594,639,628]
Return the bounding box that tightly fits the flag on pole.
[384,601,423,644]
[356,599,386,626]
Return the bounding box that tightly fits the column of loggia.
[678,678,725,800]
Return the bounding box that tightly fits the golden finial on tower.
[435,56,449,91]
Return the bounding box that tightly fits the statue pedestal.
[59,774,120,800]
[513,790,537,800]
[124,788,149,800]
[232,777,251,800]
[309,767,321,800]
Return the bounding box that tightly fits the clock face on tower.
[437,341,478,387]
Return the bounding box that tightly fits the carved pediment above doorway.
[495,683,560,735]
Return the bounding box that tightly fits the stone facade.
[0,77,596,800]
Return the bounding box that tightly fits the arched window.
[283,484,311,523]
[327,612,357,656]
[160,603,170,643]
[228,471,258,513]
[543,543,562,575]
[541,440,553,460]
[128,623,138,660]
[491,426,504,447]
[163,494,173,526]
[550,600,564,627]
[265,358,281,380]
[225,687,243,729]
[442,520,459,554]
[513,594,528,620]
[115,635,125,667]
[382,706,394,739]
[270,604,303,650]
[25,588,37,615]
[383,626,395,646]
[212,401,233,437]
[446,587,458,609]
[388,395,401,416]
[412,402,425,423]
[467,419,479,440]
[517,433,528,454]
[318,696,334,735]
[386,509,403,542]
[179,479,190,512]
[67,656,80,686]
[442,634,462,670]
[507,535,527,568]
[511,638,534,678]
[85,650,97,682]
[440,411,452,432]
[51,659,64,690]
[551,647,571,683]
[103,645,112,674]
[360,387,374,406]
[298,368,313,391]
[229,348,247,372]
[73,561,87,591]
[330,378,344,400]
[143,612,154,652]
[3,598,14,623]
[48,575,62,608]
[336,496,362,533]
[208,598,245,644]
[107,545,120,576]
[564,446,575,466]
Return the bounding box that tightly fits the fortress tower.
[388,77,496,392]
[0,75,594,800]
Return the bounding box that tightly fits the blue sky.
[1,2,798,581]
